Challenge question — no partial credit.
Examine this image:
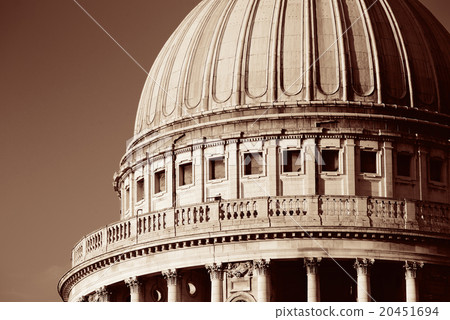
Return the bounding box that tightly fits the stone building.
[58,0,450,302]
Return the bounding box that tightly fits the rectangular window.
[283,150,302,173]
[209,157,225,180]
[360,150,377,174]
[397,153,412,177]
[430,158,443,182]
[321,150,339,172]
[243,152,263,176]
[179,163,193,186]
[155,170,166,193]
[136,178,144,201]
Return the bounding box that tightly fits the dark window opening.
[243,152,263,176]
[321,150,339,172]
[136,179,144,201]
[397,153,412,177]
[179,163,193,186]
[283,150,302,173]
[360,150,377,174]
[209,157,225,180]
[155,170,166,193]
[430,158,443,182]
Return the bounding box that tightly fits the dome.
[134,0,450,136]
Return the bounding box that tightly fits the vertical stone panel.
[246,0,277,98]
[280,0,304,96]
[314,0,340,95]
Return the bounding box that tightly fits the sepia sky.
[0,0,448,302]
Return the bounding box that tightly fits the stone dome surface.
[134,0,450,136]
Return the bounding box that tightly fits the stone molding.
[226,262,253,278]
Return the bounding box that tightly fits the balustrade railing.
[71,196,450,267]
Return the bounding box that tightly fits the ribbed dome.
[134,0,450,135]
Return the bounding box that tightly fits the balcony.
[71,196,450,268]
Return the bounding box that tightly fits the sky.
[0,0,448,302]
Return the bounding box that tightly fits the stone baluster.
[254,259,270,302]
[162,269,180,302]
[354,258,374,302]
[404,261,424,302]
[206,263,223,302]
[125,276,143,302]
[304,258,321,302]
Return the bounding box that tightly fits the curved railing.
[71,196,450,267]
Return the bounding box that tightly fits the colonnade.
[86,259,424,302]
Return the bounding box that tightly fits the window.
[283,150,302,173]
[209,157,225,180]
[125,187,130,211]
[155,170,166,193]
[243,152,263,176]
[136,179,144,201]
[430,158,443,182]
[321,150,339,172]
[179,163,193,186]
[360,150,377,174]
[397,153,412,177]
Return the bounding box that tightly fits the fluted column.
[354,258,374,302]
[405,261,423,302]
[125,276,143,302]
[206,263,223,302]
[254,259,270,302]
[163,269,180,302]
[96,286,111,302]
[305,258,321,302]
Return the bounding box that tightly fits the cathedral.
[58,0,450,302]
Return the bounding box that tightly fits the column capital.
[125,276,142,292]
[162,269,179,286]
[94,286,111,302]
[253,259,270,276]
[404,261,424,279]
[304,257,321,275]
[354,258,375,276]
[206,263,223,281]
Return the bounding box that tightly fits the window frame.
[154,169,167,195]
[281,149,304,175]
[178,161,194,188]
[319,148,342,176]
[242,151,265,178]
[208,156,227,182]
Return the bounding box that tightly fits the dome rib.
[134,0,450,136]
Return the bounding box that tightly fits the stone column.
[206,263,223,302]
[354,258,374,302]
[163,269,180,302]
[254,259,270,302]
[125,276,143,302]
[345,139,356,195]
[383,142,394,198]
[305,258,321,302]
[405,261,423,302]
[95,286,111,302]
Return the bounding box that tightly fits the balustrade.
[71,197,449,267]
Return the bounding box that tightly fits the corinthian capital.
[354,258,375,276]
[125,276,142,292]
[162,269,179,286]
[206,263,223,281]
[404,261,424,279]
[253,259,270,276]
[304,257,321,275]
